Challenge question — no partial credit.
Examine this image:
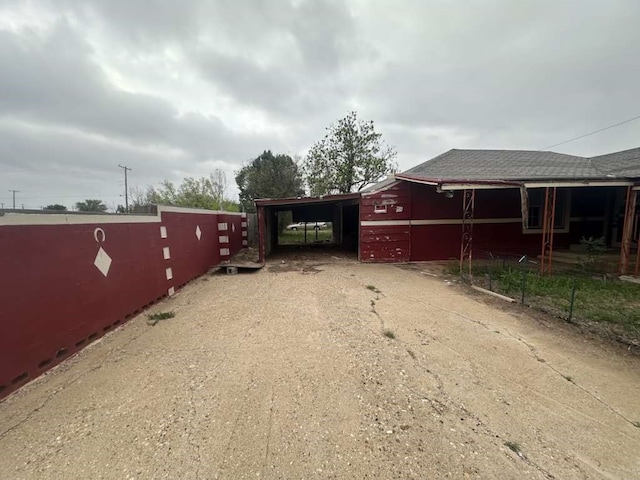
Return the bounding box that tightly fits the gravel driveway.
[1,258,639,479]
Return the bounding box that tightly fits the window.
[374,203,387,214]
[526,189,569,231]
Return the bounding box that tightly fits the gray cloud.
[1,0,639,210]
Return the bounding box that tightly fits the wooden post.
[540,187,557,276]
[619,186,637,275]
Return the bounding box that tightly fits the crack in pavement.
[261,386,275,478]
[406,295,640,431]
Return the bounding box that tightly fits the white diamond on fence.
[94,247,112,277]
[232,223,236,233]
[195,225,202,240]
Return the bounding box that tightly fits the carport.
[255,193,361,262]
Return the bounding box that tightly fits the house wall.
[0,207,246,399]
[410,184,573,260]
[360,182,412,262]
[360,182,582,262]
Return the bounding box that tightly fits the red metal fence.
[0,207,246,399]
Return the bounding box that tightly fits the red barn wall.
[360,182,412,262]
[0,207,245,399]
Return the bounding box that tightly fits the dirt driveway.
[1,259,640,479]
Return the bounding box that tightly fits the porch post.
[619,186,637,275]
[540,187,557,276]
[257,206,266,263]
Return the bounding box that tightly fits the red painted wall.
[360,182,412,221]
[408,183,570,261]
[360,225,411,262]
[0,208,245,399]
[360,181,577,262]
[360,182,412,262]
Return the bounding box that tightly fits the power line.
[542,114,640,150]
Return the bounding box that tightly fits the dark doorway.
[342,204,359,252]
[256,194,361,262]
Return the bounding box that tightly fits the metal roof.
[254,192,360,207]
[360,176,398,194]
[399,147,640,183]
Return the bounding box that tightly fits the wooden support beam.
[619,186,637,275]
[540,187,557,276]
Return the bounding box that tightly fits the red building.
[257,147,639,274]
[361,148,639,273]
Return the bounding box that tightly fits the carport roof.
[255,192,360,207]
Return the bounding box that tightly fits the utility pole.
[8,190,19,209]
[118,164,132,213]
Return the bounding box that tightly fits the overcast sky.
[1,0,639,210]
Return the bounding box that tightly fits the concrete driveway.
[1,259,639,479]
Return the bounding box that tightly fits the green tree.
[146,170,239,211]
[235,151,305,212]
[45,204,67,211]
[75,199,108,212]
[304,111,397,195]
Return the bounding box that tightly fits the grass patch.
[278,228,333,245]
[504,441,521,454]
[383,328,396,339]
[462,262,640,335]
[147,311,175,326]
[366,285,381,293]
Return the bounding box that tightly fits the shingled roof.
[591,147,640,178]
[399,148,640,182]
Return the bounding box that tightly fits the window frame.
[523,188,571,234]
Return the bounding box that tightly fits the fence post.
[488,260,493,291]
[518,255,528,305]
[489,252,495,292]
[568,278,578,322]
